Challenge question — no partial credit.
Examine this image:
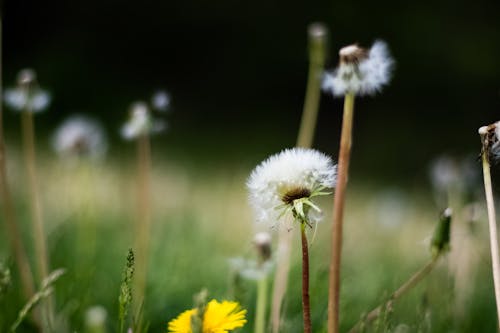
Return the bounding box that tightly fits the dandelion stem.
[0,17,36,303]
[301,223,312,333]
[347,256,440,333]
[328,92,355,333]
[480,144,500,329]
[254,276,268,333]
[21,110,50,284]
[21,106,57,333]
[270,23,327,333]
[134,132,152,304]
[296,23,327,149]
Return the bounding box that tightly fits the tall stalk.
[254,276,268,333]
[22,110,49,283]
[328,92,355,333]
[134,132,152,304]
[301,224,312,333]
[480,128,500,329]
[0,17,36,302]
[271,23,327,333]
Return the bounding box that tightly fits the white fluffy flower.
[228,257,273,281]
[247,148,336,226]
[52,115,108,162]
[121,102,167,140]
[323,40,394,96]
[4,68,51,113]
[151,90,171,112]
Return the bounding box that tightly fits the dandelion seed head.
[151,90,170,112]
[121,102,151,140]
[253,232,272,262]
[308,22,327,40]
[247,148,336,226]
[478,126,488,135]
[254,232,271,247]
[52,115,108,162]
[4,68,51,113]
[17,68,36,85]
[323,40,394,96]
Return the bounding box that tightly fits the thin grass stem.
[347,256,440,333]
[328,92,355,333]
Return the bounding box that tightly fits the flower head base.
[479,121,500,162]
[4,68,51,113]
[52,115,108,162]
[247,148,336,227]
[167,299,247,333]
[323,40,394,96]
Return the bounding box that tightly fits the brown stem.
[348,257,440,333]
[328,92,355,333]
[301,224,312,333]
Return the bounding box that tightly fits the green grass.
[0,150,497,332]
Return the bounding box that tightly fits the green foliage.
[118,249,135,333]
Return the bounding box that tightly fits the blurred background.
[1,0,500,332]
[3,0,500,182]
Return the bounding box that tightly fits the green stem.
[296,24,327,149]
[0,17,36,303]
[254,276,268,333]
[21,109,54,332]
[481,148,500,330]
[347,256,440,333]
[301,224,312,333]
[134,132,152,304]
[328,92,355,333]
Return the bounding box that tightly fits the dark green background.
[3,0,500,180]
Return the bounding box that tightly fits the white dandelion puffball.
[323,40,394,96]
[4,87,51,113]
[151,90,171,112]
[247,148,336,226]
[84,305,107,329]
[52,115,108,161]
[121,102,152,140]
[4,68,51,113]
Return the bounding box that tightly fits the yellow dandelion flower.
[167,300,247,333]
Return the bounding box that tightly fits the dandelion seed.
[322,40,394,96]
[52,115,108,162]
[247,148,336,227]
[151,90,171,112]
[167,299,247,333]
[4,68,51,113]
